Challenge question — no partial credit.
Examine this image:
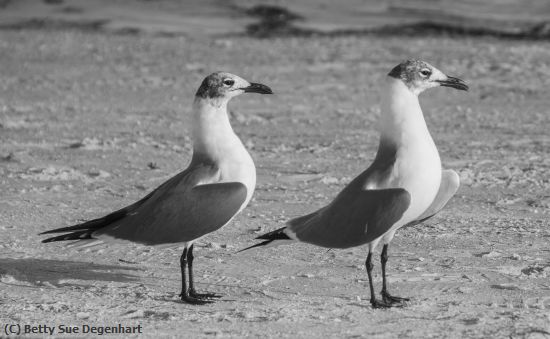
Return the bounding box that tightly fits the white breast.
[377,78,442,229]
[392,139,441,225]
[218,139,257,209]
[192,99,257,210]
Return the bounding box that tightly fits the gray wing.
[98,167,247,245]
[287,140,410,249]
[42,163,247,245]
[404,169,460,227]
[288,188,411,249]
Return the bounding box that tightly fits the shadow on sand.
[0,257,141,287]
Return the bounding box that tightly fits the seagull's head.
[195,72,273,104]
[388,59,468,95]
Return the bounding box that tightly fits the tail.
[40,189,156,243]
[39,203,136,243]
[237,226,292,253]
[238,210,319,253]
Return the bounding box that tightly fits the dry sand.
[0,3,549,338]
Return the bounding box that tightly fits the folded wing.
[288,188,411,249]
[41,164,247,245]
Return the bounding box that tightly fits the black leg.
[187,244,221,300]
[380,244,409,306]
[179,247,188,297]
[365,251,391,309]
[179,247,211,304]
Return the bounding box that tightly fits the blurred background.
[1,0,550,38]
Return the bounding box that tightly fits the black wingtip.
[41,236,64,243]
[39,229,59,235]
[255,226,290,240]
[39,222,92,235]
[236,240,273,253]
[40,230,94,243]
[39,225,87,236]
[41,235,64,243]
[237,227,291,253]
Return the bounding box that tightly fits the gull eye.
[222,79,235,87]
[419,69,431,77]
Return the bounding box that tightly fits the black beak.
[437,76,469,91]
[242,82,273,94]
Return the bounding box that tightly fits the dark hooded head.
[388,59,468,95]
[195,72,272,100]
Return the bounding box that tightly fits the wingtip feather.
[236,240,273,253]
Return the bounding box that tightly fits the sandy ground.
[0,27,549,338]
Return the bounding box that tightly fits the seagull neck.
[191,97,241,159]
[379,77,431,145]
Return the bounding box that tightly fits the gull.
[40,72,273,304]
[241,60,467,308]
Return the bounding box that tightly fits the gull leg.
[366,251,391,309]
[179,246,212,304]
[380,244,409,306]
[187,244,222,300]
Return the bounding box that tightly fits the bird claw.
[381,290,409,306]
[370,298,393,309]
[179,292,215,305]
[189,289,222,300]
